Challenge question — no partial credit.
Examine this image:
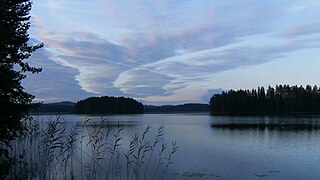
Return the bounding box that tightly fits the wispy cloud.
[27,0,320,104]
[23,47,93,102]
[280,23,320,37]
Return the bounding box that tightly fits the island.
[75,96,144,114]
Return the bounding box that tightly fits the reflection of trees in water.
[211,123,320,131]
[211,116,320,131]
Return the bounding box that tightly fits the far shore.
[211,112,320,116]
[30,111,210,116]
[30,112,320,117]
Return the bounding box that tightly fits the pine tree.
[0,0,42,175]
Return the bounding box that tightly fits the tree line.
[30,102,75,114]
[210,85,320,114]
[144,103,210,113]
[75,96,144,114]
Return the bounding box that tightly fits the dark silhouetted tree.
[210,85,320,115]
[0,0,43,176]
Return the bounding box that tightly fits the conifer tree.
[0,0,42,175]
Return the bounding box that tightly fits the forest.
[75,96,144,114]
[210,85,320,115]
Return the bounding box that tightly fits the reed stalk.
[5,116,178,180]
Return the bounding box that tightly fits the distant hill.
[144,103,210,113]
[30,101,75,114]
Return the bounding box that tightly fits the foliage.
[75,96,144,114]
[0,0,43,176]
[210,85,320,114]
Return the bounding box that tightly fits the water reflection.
[207,116,320,179]
[29,114,320,179]
[211,115,320,130]
[81,120,141,127]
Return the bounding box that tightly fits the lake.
[32,113,320,179]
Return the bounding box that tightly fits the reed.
[5,116,178,180]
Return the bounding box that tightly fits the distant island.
[75,96,144,114]
[210,85,320,115]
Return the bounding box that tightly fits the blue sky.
[23,0,320,105]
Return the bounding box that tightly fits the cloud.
[30,15,45,29]
[115,34,320,103]
[200,88,225,103]
[285,0,320,13]
[280,23,320,37]
[44,1,65,11]
[28,0,320,104]
[22,47,93,103]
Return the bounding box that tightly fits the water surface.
[34,114,320,179]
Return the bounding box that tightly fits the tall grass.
[6,116,178,180]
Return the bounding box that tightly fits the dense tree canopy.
[75,96,144,114]
[210,85,320,115]
[0,0,42,176]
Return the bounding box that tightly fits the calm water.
[34,114,320,179]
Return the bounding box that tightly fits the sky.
[23,0,320,105]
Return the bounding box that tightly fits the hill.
[30,101,75,114]
[144,103,210,113]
